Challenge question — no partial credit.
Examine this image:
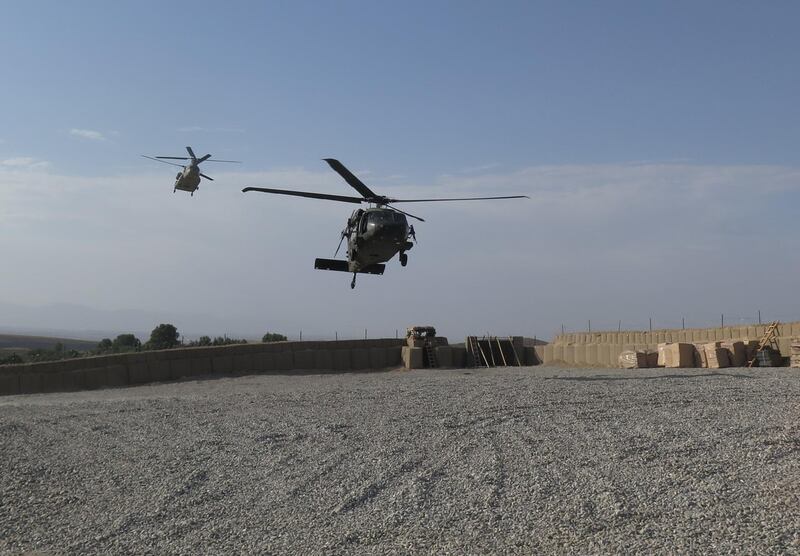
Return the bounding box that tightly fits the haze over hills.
[0,301,269,341]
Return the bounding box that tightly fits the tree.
[0,353,23,365]
[197,335,212,347]
[262,332,287,343]
[113,334,141,352]
[147,323,180,350]
[97,338,113,352]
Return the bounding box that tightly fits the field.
[0,333,97,353]
[1,367,798,553]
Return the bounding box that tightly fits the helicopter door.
[360,213,369,234]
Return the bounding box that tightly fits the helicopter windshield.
[366,211,404,230]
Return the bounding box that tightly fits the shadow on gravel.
[546,372,755,382]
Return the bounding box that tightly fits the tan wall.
[543,322,800,367]
[0,339,406,397]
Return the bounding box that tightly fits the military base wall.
[0,339,406,397]
[533,321,800,367]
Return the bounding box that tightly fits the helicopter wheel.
[400,252,408,267]
[351,274,357,289]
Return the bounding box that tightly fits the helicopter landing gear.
[399,252,408,267]
[351,273,357,289]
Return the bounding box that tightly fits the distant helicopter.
[142,146,240,196]
[243,158,529,288]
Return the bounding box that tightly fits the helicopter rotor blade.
[388,195,530,203]
[322,158,378,199]
[196,154,212,163]
[242,187,364,204]
[205,159,242,163]
[142,155,185,168]
[200,173,214,181]
[186,146,197,160]
[386,205,425,222]
[155,156,190,160]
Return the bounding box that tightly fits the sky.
[1,1,798,341]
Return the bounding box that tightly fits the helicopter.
[142,146,240,196]
[243,158,529,288]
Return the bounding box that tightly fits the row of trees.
[95,324,287,354]
[0,325,288,365]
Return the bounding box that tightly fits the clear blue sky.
[1,1,798,340]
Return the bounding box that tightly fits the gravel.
[1,367,798,554]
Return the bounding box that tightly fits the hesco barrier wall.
[0,339,405,397]
[535,322,800,367]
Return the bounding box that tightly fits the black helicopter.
[243,159,528,288]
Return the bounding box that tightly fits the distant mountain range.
[0,301,257,341]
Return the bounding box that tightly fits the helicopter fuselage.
[346,208,413,272]
[174,164,201,193]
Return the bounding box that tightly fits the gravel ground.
[1,367,798,554]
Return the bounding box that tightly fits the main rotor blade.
[323,158,377,199]
[205,159,242,163]
[386,205,425,222]
[197,154,212,163]
[200,173,214,181]
[242,187,364,204]
[186,146,197,160]
[155,156,190,160]
[142,155,185,168]
[389,195,530,203]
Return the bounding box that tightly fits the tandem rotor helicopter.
[142,146,240,196]
[244,158,529,288]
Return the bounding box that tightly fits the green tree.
[113,334,141,352]
[197,335,212,347]
[0,353,23,365]
[97,338,113,352]
[146,323,180,350]
[262,332,287,343]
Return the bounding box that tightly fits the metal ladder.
[748,321,780,368]
[424,341,438,368]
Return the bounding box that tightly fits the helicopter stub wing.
[314,258,385,275]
